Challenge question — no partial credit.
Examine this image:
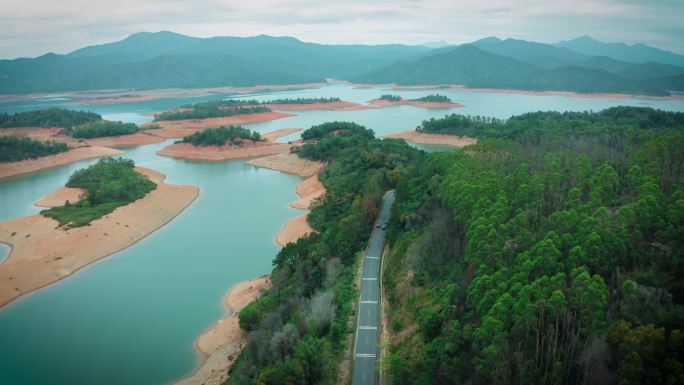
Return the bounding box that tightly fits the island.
[368,93,464,108]
[0,158,199,307]
[156,126,300,161]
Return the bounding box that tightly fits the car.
[381,223,387,230]
[376,223,381,228]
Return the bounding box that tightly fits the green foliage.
[64,120,139,138]
[380,94,402,101]
[154,106,270,121]
[41,158,156,227]
[0,108,101,128]
[179,126,262,146]
[296,122,376,161]
[228,123,422,385]
[412,94,451,102]
[384,107,684,385]
[0,136,69,162]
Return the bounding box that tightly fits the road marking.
[362,277,377,281]
[356,354,376,358]
[359,326,377,330]
[361,300,378,304]
[366,256,379,259]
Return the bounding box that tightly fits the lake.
[0,83,682,385]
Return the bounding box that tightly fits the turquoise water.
[0,243,9,264]
[0,84,682,385]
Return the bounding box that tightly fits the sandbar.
[275,215,313,247]
[174,275,272,385]
[368,99,464,109]
[245,152,325,178]
[34,187,85,208]
[262,101,376,111]
[384,130,477,147]
[290,175,325,210]
[157,142,292,161]
[143,112,296,138]
[0,167,199,307]
[0,146,124,180]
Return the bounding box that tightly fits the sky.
[1,0,683,59]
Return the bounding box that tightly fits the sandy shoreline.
[143,112,296,138]
[174,275,272,385]
[290,174,325,210]
[384,130,477,147]
[245,152,325,178]
[0,146,125,180]
[0,167,199,307]
[275,215,314,246]
[34,187,85,208]
[368,99,465,109]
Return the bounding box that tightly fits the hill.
[556,35,684,67]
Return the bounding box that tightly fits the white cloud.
[1,0,682,58]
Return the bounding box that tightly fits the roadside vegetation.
[383,106,684,385]
[228,122,422,385]
[0,136,69,162]
[0,108,101,129]
[41,158,156,228]
[179,126,262,146]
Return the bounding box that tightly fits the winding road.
[352,190,395,385]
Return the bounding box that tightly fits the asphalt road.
[352,190,395,385]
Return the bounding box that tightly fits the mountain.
[0,32,430,93]
[470,37,588,68]
[556,35,684,67]
[353,45,679,95]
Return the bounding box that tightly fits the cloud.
[1,0,682,59]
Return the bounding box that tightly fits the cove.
[0,84,682,385]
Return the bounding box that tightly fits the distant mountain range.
[1,31,683,96]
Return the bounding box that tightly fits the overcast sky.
[2,0,683,59]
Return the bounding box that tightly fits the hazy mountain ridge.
[0,32,682,94]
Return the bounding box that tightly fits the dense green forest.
[154,105,270,121]
[61,120,140,138]
[0,108,101,128]
[227,122,421,385]
[42,158,156,228]
[379,94,403,101]
[0,136,69,162]
[383,107,684,385]
[180,126,262,146]
[413,94,452,102]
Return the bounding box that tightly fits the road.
[352,190,395,385]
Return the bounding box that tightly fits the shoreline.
[0,146,125,180]
[173,275,272,385]
[0,167,199,308]
[384,130,477,147]
[142,111,296,138]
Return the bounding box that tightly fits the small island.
[156,126,298,161]
[0,136,69,163]
[0,158,199,307]
[368,93,464,108]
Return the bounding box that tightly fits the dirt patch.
[0,146,125,180]
[0,167,199,307]
[245,152,325,178]
[157,142,292,162]
[85,132,165,147]
[384,130,477,147]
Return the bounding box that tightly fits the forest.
[154,105,270,121]
[179,126,262,146]
[0,108,101,128]
[379,94,402,101]
[0,135,69,162]
[383,107,684,385]
[41,158,156,228]
[227,122,421,385]
[61,120,140,138]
